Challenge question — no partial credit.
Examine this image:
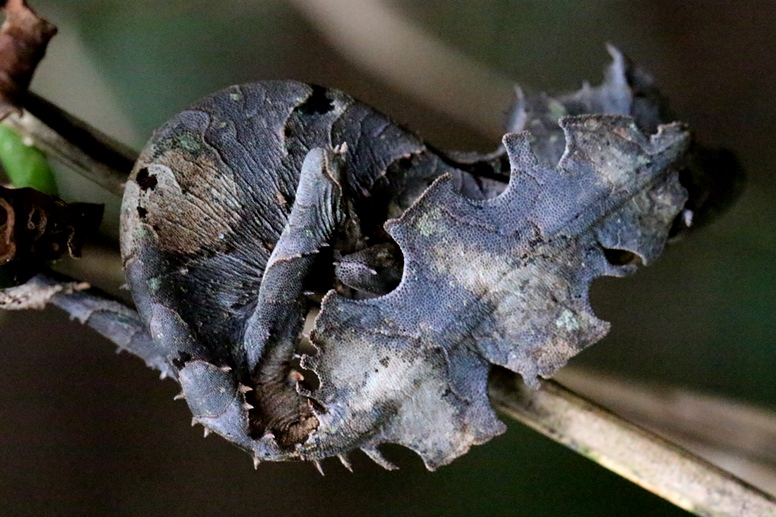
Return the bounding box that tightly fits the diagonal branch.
[489,369,776,516]
[557,367,776,490]
[4,266,775,515]
[1,91,134,196]
[0,2,763,512]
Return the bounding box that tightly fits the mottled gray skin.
[307,117,687,468]
[120,50,690,469]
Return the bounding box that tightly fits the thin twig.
[1,91,134,196]
[489,369,776,517]
[0,37,766,510]
[23,92,137,176]
[5,266,776,515]
[558,369,776,463]
[557,368,776,494]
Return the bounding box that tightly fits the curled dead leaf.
[0,0,57,119]
[0,185,102,268]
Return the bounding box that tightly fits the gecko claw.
[337,454,353,472]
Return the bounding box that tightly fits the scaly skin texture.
[120,50,695,469]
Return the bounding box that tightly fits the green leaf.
[0,125,57,194]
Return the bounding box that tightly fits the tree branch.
[5,261,776,515]
[489,369,776,516]
[1,91,133,196]
[0,2,764,513]
[557,368,776,485]
[1,78,770,514]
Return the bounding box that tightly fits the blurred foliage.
[0,1,774,516]
[0,125,57,194]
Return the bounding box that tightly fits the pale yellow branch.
[558,368,776,493]
[489,370,776,517]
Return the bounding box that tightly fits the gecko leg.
[2,272,175,380]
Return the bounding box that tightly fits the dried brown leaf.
[0,0,56,119]
[0,186,102,267]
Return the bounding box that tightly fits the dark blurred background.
[0,1,774,515]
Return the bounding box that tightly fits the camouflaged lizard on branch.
[112,47,733,470]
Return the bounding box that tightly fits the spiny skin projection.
[120,51,690,469]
